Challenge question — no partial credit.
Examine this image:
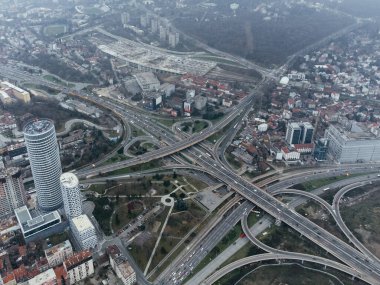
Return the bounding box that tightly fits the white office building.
[61,173,82,219]
[285,122,314,145]
[23,119,62,211]
[14,206,61,240]
[70,215,97,250]
[325,122,380,163]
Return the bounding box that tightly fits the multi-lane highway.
[157,201,254,285]
[69,84,380,284]
[2,52,380,284]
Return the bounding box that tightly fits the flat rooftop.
[91,35,216,76]
[23,119,54,135]
[71,214,94,232]
[45,240,72,258]
[14,206,61,234]
[134,72,159,86]
[26,268,56,285]
[60,173,79,188]
[331,122,379,141]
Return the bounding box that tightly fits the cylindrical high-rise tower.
[60,172,82,218]
[23,119,62,211]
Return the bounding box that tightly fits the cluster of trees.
[88,197,114,235]
[202,112,224,120]
[4,97,98,131]
[174,6,353,66]
[19,53,97,83]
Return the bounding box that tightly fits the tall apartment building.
[151,18,158,33]
[63,250,94,285]
[121,12,130,26]
[70,215,97,250]
[0,81,31,103]
[159,25,167,42]
[301,122,314,144]
[0,167,27,218]
[44,240,73,268]
[285,122,314,145]
[285,122,301,145]
[325,123,380,163]
[23,119,62,211]
[60,173,82,219]
[168,32,179,48]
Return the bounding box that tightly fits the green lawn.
[43,75,74,87]
[341,185,380,252]
[22,83,60,95]
[129,206,171,270]
[87,184,107,194]
[193,120,209,133]
[44,24,67,37]
[157,119,174,127]
[221,264,364,285]
[46,231,70,246]
[102,153,130,165]
[293,174,364,192]
[225,152,243,170]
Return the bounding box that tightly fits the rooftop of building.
[44,240,72,258]
[0,167,21,179]
[330,120,380,141]
[106,244,121,259]
[133,72,160,86]
[2,273,15,283]
[1,81,29,94]
[70,214,94,232]
[53,265,67,285]
[23,119,54,135]
[114,257,135,278]
[60,173,79,188]
[96,39,216,76]
[64,250,92,270]
[14,206,61,234]
[27,268,56,285]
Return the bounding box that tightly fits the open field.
[225,152,243,170]
[112,200,146,232]
[295,200,348,243]
[293,174,360,192]
[149,201,206,270]
[43,74,74,87]
[341,184,380,258]
[43,24,67,37]
[230,264,365,285]
[22,83,60,95]
[129,206,171,270]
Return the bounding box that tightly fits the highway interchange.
[70,83,380,284]
[1,27,380,283]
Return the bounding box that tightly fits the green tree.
[115,214,120,225]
